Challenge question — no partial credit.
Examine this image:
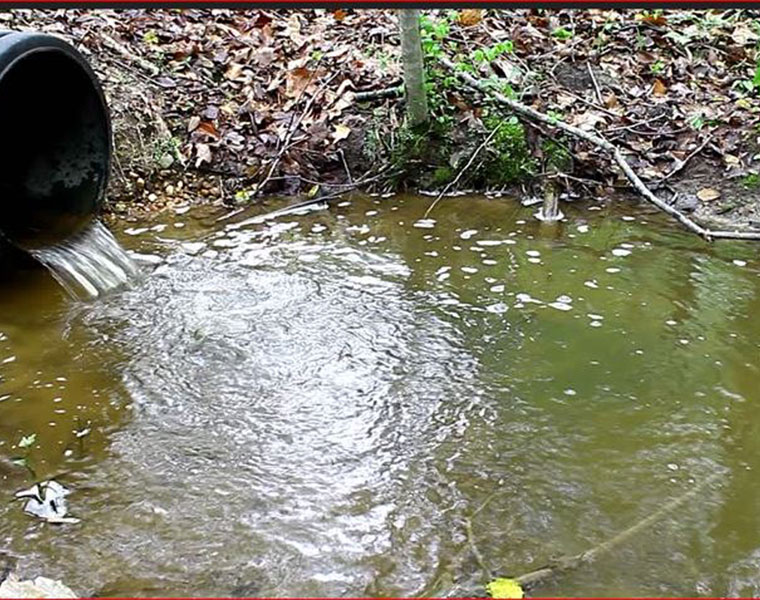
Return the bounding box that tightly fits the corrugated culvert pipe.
[0,31,110,250]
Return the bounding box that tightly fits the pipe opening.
[0,45,110,249]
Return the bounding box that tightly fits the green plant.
[473,41,514,63]
[12,432,37,476]
[552,27,573,40]
[743,173,760,188]
[143,30,158,45]
[479,114,537,185]
[650,59,665,74]
[542,138,573,172]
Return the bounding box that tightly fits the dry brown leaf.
[640,12,667,26]
[333,9,347,21]
[697,188,721,202]
[652,79,667,96]
[197,121,220,139]
[458,9,483,27]
[286,67,313,98]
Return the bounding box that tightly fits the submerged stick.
[438,56,760,242]
[514,471,723,590]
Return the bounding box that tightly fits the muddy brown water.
[1,194,760,597]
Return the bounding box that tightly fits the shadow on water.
[1,195,760,596]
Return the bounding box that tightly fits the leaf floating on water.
[486,577,524,599]
[18,434,36,449]
[697,188,721,202]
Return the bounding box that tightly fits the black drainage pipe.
[0,31,110,250]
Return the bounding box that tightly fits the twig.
[514,471,722,590]
[255,73,338,197]
[656,134,714,184]
[438,55,760,242]
[98,33,159,77]
[586,62,604,106]
[338,149,353,184]
[423,122,504,219]
[355,86,404,102]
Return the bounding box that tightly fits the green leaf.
[752,62,760,89]
[552,27,573,40]
[487,577,524,599]
[18,434,36,449]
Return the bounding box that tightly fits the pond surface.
[1,194,759,597]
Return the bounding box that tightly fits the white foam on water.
[29,220,138,300]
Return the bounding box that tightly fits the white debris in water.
[29,221,138,300]
[733,259,748,267]
[589,321,603,328]
[665,319,678,326]
[577,224,589,233]
[605,267,621,274]
[525,250,541,257]
[486,302,509,314]
[477,240,503,246]
[548,301,572,311]
[584,280,599,289]
[365,210,378,216]
[461,266,478,274]
[667,463,679,471]
[490,284,505,292]
[621,215,636,221]
[123,226,149,236]
[413,218,436,229]
[564,389,577,396]
[482,259,498,266]
[460,229,478,239]
[556,295,572,304]
[679,339,690,345]
[587,313,604,320]
[515,293,543,307]
[612,248,632,257]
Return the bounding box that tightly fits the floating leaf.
[487,577,524,599]
[697,188,721,202]
[18,434,36,449]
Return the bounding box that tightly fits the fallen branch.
[439,56,760,241]
[98,33,160,77]
[355,86,404,102]
[513,470,722,591]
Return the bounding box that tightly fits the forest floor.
[7,8,760,232]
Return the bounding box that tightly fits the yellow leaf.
[652,78,667,96]
[697,187,721,202]
[458,9,483,26]
[333,124,351,142]
[307,184,320,198]
[486,577,524,599]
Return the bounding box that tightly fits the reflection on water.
[1,195,760,596]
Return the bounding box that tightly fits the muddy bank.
[7,8,760,234]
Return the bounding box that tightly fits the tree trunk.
[398,9,429,126]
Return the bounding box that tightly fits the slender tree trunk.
[398,9,429,126]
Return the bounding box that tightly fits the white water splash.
[29,220,138,299]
